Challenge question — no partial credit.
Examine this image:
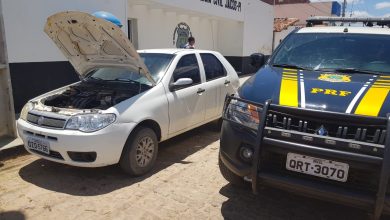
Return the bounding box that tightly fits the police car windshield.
[271,33,390,74]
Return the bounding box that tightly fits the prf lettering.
[310,88,352,97]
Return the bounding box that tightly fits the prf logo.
[311,88,352,97]
[173,22,192,48]
[318,74,351,83]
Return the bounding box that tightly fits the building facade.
[274,1,341,26]
[1,0,273,115]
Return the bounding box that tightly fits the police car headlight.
[20,102,34,121]
[224,95,262,130]
[65,113,116,132]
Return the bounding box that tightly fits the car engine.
[42,81,149,110]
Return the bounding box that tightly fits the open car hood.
[44,11,155,85]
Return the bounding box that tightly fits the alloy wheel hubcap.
[135,136,154,167]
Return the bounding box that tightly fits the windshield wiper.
[88,76,104,81]
[112,78,144,84]
[113,78,132,82]
[113,78,145,93]
[319,68,381,75]
[272,63,311,71]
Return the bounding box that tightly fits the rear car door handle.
[197,88,206,94]
[224,80,231,85]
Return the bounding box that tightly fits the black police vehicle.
[219,17,390,219]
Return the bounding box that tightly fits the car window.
[172,54,201,85]
[140,53,175,82]
[87,67,152,85]
[200,53,227,81]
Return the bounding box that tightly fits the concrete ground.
[0,123,375,220]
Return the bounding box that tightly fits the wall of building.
[128,0,273,56]
[127,0,273,73]
[3,0,128,63]
[243,0,273,55]
[2,0,128,113]
[274,26,296,50]
[127,3,220,51]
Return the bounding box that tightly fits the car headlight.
[20,102,34,121]
[224,96,262,130]
[65,113,116,132]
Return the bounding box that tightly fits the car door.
[166,53,206,135]
[200,53,229,121]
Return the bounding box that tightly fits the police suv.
[219,17,390,219]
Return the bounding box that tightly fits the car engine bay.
[42,80,150,110]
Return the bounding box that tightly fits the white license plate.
[26,137,50,155]
[286,153,349,182]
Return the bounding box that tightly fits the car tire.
[219,155,248,188]
[120,127,158,176]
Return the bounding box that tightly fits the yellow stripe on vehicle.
[279,70,299,107]
[283,68,297,72]
[282,76,298,80]
[373,81,390,83]
[355,87,389,116]
[375,84,390,86]
[375,79,390,83]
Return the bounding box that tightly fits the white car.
[16,11,239,176]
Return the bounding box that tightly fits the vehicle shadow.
[0,211,26,220]
[0,145,29,168]
[220,184,371,220]
[18,123,220,196]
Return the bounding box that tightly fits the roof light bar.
[306,16,390,28]
[307,16,390,23]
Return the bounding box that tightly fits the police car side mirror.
[250,53,265,69]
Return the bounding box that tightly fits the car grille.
[27,113,66,129]
[260,107,387,193]
[265,111,387,145]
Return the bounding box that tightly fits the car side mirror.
[169,78,193,91]
[250,53,265,70]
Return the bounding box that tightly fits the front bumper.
[17,119,136,167]
[220,96,390,219]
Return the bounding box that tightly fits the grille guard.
[222,95,390,220]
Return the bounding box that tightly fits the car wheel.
[219,155,248,188]
[120,127,158,176]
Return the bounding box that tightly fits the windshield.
[140,53,175,81]
[87,67,153,85]
[271,33,390,74]
[87,53,174,85]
